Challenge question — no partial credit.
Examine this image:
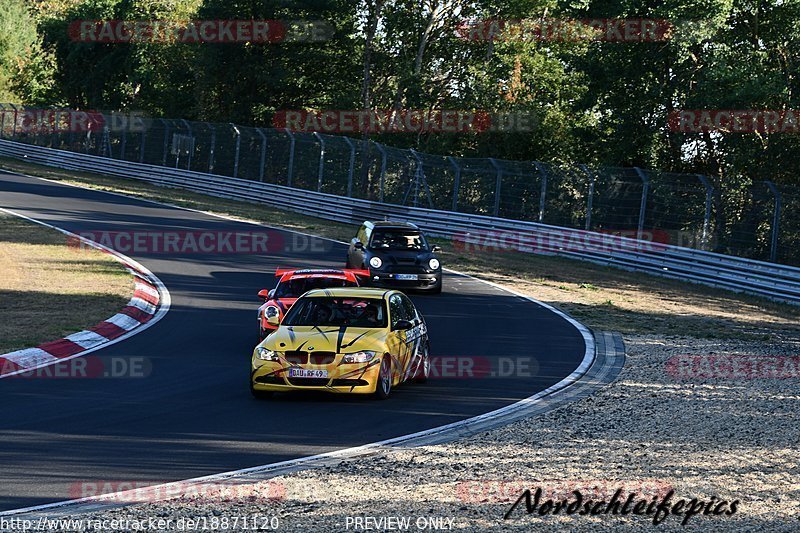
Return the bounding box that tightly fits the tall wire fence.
[1,103,797,266]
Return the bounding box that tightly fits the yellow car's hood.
[263,325,389,353]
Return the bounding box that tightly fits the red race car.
[257,268,370,340]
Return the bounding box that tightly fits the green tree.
[0,0,54,103]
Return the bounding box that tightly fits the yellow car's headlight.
[256,347,281,361]
[342,350,378,364]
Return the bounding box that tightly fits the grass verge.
[0,211,132,353]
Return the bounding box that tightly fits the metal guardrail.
[2,139,799,305]
[5,105,800,266]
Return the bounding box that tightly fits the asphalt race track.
[0,171,586,511]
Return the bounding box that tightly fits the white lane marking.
[64,330,108,349]
[2,348,58,369]
[0,207,171,380]
[105,313,142,331]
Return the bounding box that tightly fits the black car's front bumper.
[368,271,441,290]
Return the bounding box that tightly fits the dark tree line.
[2,0,800,187]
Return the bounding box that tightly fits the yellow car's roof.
[302,287,391,299]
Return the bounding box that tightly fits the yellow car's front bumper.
[250,357,383,394]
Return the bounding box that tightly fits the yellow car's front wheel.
[374,355,392,400]
[414,342,430,383]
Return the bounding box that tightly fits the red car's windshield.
[274,277,357,298]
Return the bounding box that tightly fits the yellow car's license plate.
[289,368,328,378]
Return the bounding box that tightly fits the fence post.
[0,109,6,138]
[119,120,127,160]
[533,162,548,223]
[343,136,356,197]
[579,164,595,230]
[489,158,503,217]
[67,112,76,148]
[174,129,181,168]
[314,132,325,191]
[765,181,782,262]
[32,111,40,146]
[408,149,435,208]
[633,167,650,237]
[407,150,421,207]
[285,128,296,187]
[139,128,146,163]
[696,174,714,250]
[50,110,60,149]
[231,124,241,178]
[256,128,268,182]
[207,123,216,173]
[11,104,19,138]
[160,119,170,166]
[101,125,110,157]
[448,156,461,212]
[374,141,387,203]
[181,119,193,170]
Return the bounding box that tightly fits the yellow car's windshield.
[282,297,387,328]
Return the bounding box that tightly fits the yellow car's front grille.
[287,377,330,387]
[284,351,336,365]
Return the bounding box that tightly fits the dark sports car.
[346,221,442,293]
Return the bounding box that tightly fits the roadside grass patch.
[0,212,132,353]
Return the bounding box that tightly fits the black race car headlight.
[264,305,280,319]
[342,350,378,364]
[369,256,383,269]
[256,347,281,361]
[428,258,440,270]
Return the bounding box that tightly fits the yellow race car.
[250,287,430,399]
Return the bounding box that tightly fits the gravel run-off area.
[60,314,800,532]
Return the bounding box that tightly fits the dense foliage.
[3,0,800,186]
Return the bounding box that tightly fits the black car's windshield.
[282,297,387,328]
[274,277,357,298]
[369,230,429,251]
